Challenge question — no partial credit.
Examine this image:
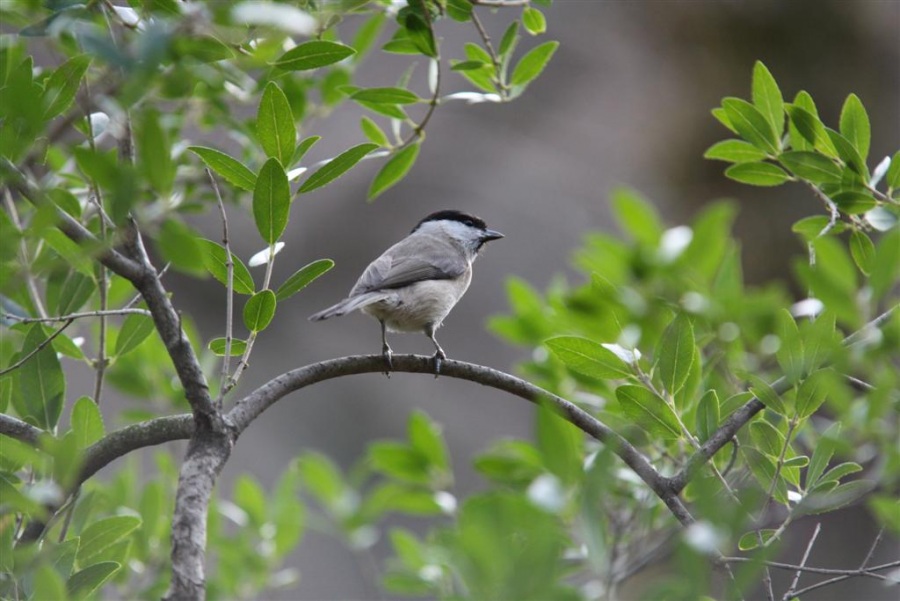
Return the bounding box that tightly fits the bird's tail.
[308,293,387,321]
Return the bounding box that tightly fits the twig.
[208,169,233,407]
[2,190,49,319]
[761,419,798,548]
[783,522,821,601]
[0,319,74,376]
[859,528,884,570]
[469,8,508,96]
[722,556,899,579]
[2,308,151,323]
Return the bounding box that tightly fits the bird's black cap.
[412,210,488,233]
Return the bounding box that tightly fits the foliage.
[0,0,897,597]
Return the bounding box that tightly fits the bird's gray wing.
[349,235,467,295]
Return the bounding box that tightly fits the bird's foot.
[432,349,446,378]
[382,345,393,378]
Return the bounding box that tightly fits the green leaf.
[188,146,256,191]
[838,93,870,162]
[499,21,520,57]
[778,151,841,184]
[16,324,65,430]
[369,442,429,484]
[819,462,862,484]
[446,0,473,21]
[208,337,247,357]
[253,158,291,244]
[55,270,95,315]
[450,60,488,71]
[886,151,900,189]
[695,390,719,443]
[795,368,833,419]
[785,103,837,157]
[724,162,790,186]
[234,474,267,527]
[76,516,141,564]
[33,564,67,601]
[795,480,876,516]
[350,87,420,104]
[751,61,784,136]
[297,453,346,509]
[545,336,632,379]
[43,228,93,276]
[114,314,155,357]
[657,314,695,396]
[272,40,356,71]
[360,116,390,147]
[298,143,378,194]
[738,529,776,551]
[750,420,785,458]
[610,186,662,246]
[71,396,104,449]
[67,561,121,600]
[791,215,847,241]
[243,289,277,332]
[849,230,876,276]
[522,8,547,35]
[368,143,420,200]
[871,229,900,300]
[722,97,779,154]
[703,139,768,163]
[408,410,449,473]
[826,128,868,178]
[275,259,334,301]
[257,82,295,165]
[711,107,738,134]
[291,135,321,166]
[136,108,174,194]
[197,239,256,295]
[747,374,786,415]
[401,11,437,57]
[832,190,876,215]
[510,41,558,87]
[352,12,386,59]
[615,385,681,440]
[743,447,787,503]
[775,308,805,384]
[42,55,91,119]
[536,401,582,484]
[157,219,205,276]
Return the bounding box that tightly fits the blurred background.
[86,0,898,598]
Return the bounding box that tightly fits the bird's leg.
[380,320,393,377]
[425,325,446,377]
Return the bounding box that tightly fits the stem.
[782,522,821,601]
[0,319,74,376]
[208,169,233,407]
[2,308,151,323]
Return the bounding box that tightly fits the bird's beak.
[482,229,504,241]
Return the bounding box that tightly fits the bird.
[309,210,504,375]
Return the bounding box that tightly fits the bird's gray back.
[349,233,468,296]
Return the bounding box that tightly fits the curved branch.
[230,354,694,524]
[63,354,695,527]
[78,415,194,486]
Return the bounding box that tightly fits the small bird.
[309,210,504,374]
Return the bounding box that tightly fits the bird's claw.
[432,349,446,378]
[382,345,393,378]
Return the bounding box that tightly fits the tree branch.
[0,414,43,446]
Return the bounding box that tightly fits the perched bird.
[309,210,504,374]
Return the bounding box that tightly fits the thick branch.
[0,414,43,446]
[78,415,194,486]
